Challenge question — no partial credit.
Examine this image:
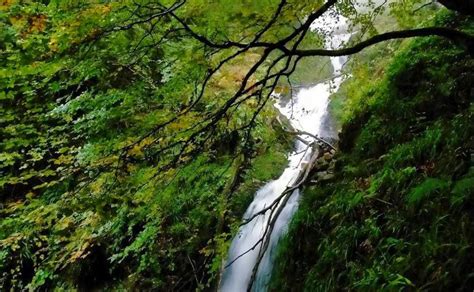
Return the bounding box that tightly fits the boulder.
[316,160,330,171]
[323,152,333,161]
[315,171,335,181]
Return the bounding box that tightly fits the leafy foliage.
[271,12,474,291]
[1,0,473,290]
[0,0,296,289]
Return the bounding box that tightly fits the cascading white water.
[220,13,352,292]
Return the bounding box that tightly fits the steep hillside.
[271,12,474,291]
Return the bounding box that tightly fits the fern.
[407,178,450,206]
[451,173,474,206]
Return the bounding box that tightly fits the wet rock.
[315,171,335,181]
[317,156,327,165]
[322,173,335,181]
[323,152,333,161]
[316,160,330,171]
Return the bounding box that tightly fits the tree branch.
[294,27,474,57]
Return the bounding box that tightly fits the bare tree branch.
[294,27,474,56]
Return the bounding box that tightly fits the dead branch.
[247,142,322,291]
[284,130,337,150]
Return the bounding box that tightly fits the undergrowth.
[271,12,474,291]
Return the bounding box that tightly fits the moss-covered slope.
[271,14,474,291]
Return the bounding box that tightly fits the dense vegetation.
[0,1,295,290]
[1,0,473,291]
[271,12,474,291]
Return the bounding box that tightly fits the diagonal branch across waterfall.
[240,137,333,228]
[245,142,326,291]
[223,133,334,291]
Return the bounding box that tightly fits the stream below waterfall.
[219,13,352,292]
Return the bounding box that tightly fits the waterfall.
[219,12,351,292]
